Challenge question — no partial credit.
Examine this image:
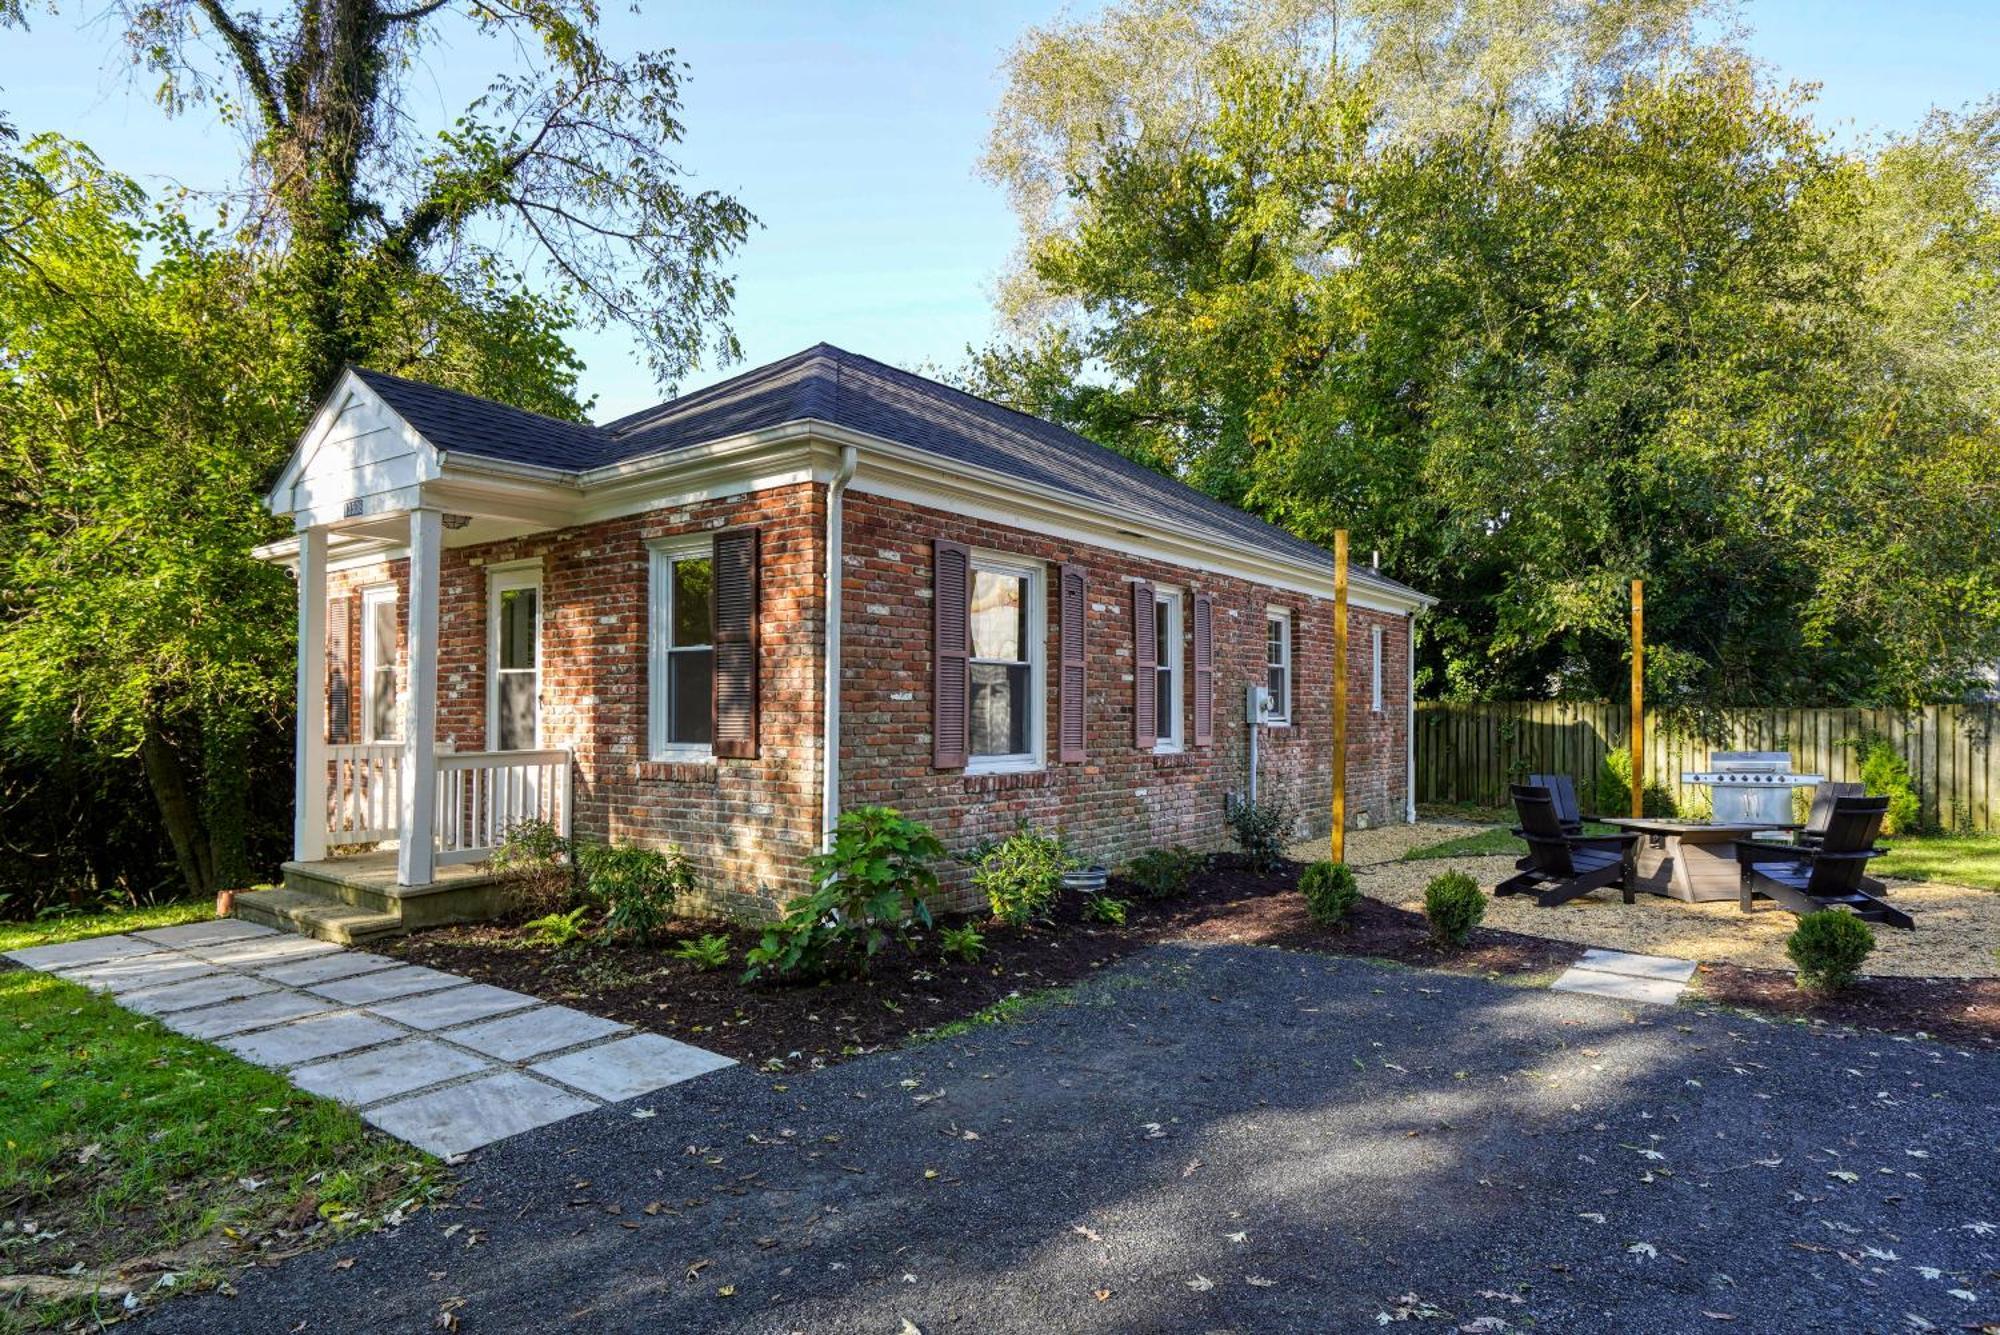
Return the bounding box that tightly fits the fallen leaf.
[1186,1275,1214,1292]
[332,1258,355,1271]
[1246,1275,1276,1288]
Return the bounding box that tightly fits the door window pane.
[669,648,713,744]
[499,588,537,671]
[370,667,398,741]
[671,557,712,648]
[497,673,536,750]
[970,662,1029,756]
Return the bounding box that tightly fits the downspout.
[1405,610,1418,824]
[821,444,860,852]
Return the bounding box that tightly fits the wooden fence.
[1415,702,1999,832]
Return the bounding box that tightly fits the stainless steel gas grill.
[1679,750,1826,828]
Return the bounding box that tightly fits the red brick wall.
[311,482,1411,919]
[836,492,1409,911]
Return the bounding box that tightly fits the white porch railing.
[435,749,573,867]
[326,743,403,844]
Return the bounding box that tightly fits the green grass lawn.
[0,900,214,955]
[1873,832,2000,891]
[0,918,440,1330]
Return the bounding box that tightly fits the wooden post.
[1332,531,1349,864]
[1630,579,1644,820]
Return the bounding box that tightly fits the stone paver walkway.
[4,920,732,1157]
[1549,946,1697,1005]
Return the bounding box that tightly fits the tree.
[6,0,754,400]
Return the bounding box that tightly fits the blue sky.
[3,1,1995,418]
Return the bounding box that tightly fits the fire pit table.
[1598,818,1762,903]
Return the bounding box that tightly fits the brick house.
[254,345,1432,934]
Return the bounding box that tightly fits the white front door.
[488,568,541,751]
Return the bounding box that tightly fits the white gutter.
[821,444,860,851]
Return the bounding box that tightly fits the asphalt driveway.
[142,942,2000,1333]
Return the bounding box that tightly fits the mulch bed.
[386,857,2000,1065]
[1691,961,2000,1050]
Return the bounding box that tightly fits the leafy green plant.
[743,807,944,982]
[1594,750,1675,819]
[494,817,576,916]
[1786,910,1875,993]
[576,842,694,945]
[1224,796,1290,872]
[1300,860,1359,927]
[1423,870,1485,950]
[1123,845,1204,899]
[972,825,1075,926]
[939,923,987,963]
[671,933,732,972]
[1855,733,1923,834]
[1082,894,1130,925]
[524,906,590,948]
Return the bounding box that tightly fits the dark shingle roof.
[354,346,1426,602]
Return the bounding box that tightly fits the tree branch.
[192,0,286,132]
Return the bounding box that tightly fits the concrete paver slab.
[366,984,540,1032]
[448,1006,627,1063]
[123,972,279,1016]
[1550,968,1687,1006]
[363,1071,595,1157]
[161,989,337,1040]
[58,952,220,995]
[530,1033,733,1102]
[308,966,467,1006]
[1576,948,1698,983]
[4,934,160,971]
[257,950,405,987]
[131,920,275,948]
[184,935,343,967]
[219,1012,406,1069]
[291,1038,491,1106]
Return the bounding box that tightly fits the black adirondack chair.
[1733,795,1911,929]
[1526,773,1587,834]
[1790,782,1865,850]
[1497,784,1640,908]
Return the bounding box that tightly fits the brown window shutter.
[1192,592,1214,746]
[1058,563,1087,763]
[325,596,352,744]
[710,527,761,759]
[1132,580,1156,749]
[932,539,971,769]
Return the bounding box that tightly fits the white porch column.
[292,526,330,863]
[397,508,443,886]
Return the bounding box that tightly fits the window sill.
[963,769,1056,793]
[638,758,718,784]
[964,756,1042,778]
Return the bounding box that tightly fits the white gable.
[267,370,443,528]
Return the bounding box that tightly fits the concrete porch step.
[233,887,403,945]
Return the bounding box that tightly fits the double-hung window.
[1153,589,1182,752]
[1265,610,1291,725]
[967,556,1043,771]
[649,540,715,757]
[360,586,400,743]
[488,566,541,751]
[1370,624,1385,713]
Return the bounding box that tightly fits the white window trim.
[965,552,1046,776]
[1265,607,1292,727]
[486,563,542,751]
[647,535,716,762]
[1371,624,1385,713]
[1153,587,1183,754]
[360,584,400,743]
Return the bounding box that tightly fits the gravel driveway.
[141,942,2000,1333]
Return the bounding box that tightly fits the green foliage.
[972,826,1076,926]
[524,907,591,949]
[1224,797,1290,872]
[1300,861,1360,927]
[1595,750,1677,819]
[1422,871,1486,950]
[1855,734,1924,835]
[939,923,988,964]
[743,807,943,983]
[494,818,576,916]
[1785,910,1876,993]
[975,13,2000,708]
[671,933,732,972]
[576,842,693,945]
[1123,845,1204,899]
[1082,894,1130,926]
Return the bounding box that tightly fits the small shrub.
[671,933,732,972]
[1124,845,1204,900]
[1786,910,1875,993]
[1300,861,1359,927]
[523,906,589,948]
[1594,750,1675,819]
[939,923,987,963]
[1082,894,1130,926]
[972,826,1075,926]
[743,806,943,982]
[577,842,694,945]
[1225,796,1290,872]
[1423,870,1485,950]
[494,818,575,916]
[1856,734,1923,834]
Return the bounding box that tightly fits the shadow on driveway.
[139,942,2000,1333]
